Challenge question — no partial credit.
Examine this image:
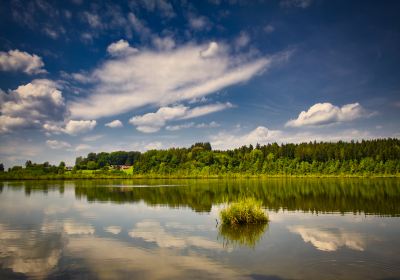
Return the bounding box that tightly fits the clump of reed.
[219,197,268,225]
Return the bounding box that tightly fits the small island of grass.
[220,197,269,225]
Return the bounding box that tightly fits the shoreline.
[1,174,399,180]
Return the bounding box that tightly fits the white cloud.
[46,140,71,149]
[83,11,103,29]
[211,126,282,149]
[128,12,152,39]
[188,14,211,30]
[166,122,195,131]
[107,39,138,56]
[264,24,275,33]
[60,71,93,84]
[281,0,312,8]
[196,121,220,128]
[129,220,221,250]
[130,0,176,19]
[166,121,220,131]
[181,102,233,120]
[75,143,93,152]
[68,41,272,119]
[152,36,176,50]
[0,79,65,132]
[71,72,92,83]
[104,226,122,235]
[0,49,46,75]
[144,141,163,150]
[0,138,43,167]
[129,103,232,133]
[81,32,94,43]
[105,119,123,128]
[82,134,104,141]
[288,226,364,252]
[235,32,250,49]
[65,235,240,279]
[44,120,97,135]
[0,224,62,279]
[199,42,219,58]
[0,115,26,133]
[286,102,368,127]
[64,120,96,135]
[130,105,187,133]
[63,221,95,235]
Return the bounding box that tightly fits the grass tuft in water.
[219,197,269,225]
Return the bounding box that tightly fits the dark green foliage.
[0,163,4,172]
[1,139,400,178]
[74,151,141,170]
[3,162,66,178]
[72,138,400,176]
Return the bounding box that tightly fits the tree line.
[1,139,400,178]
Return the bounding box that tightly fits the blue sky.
[0,0,399,167]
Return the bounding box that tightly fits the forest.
[1,138,400,179]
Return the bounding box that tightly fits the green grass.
[219,197,269,225]
[122,166,134,175]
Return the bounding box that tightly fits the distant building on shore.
[111,165,132,170]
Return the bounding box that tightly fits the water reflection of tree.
[5,178,400,215]
[218,223,268,249]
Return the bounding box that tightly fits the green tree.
[87,161,98,170]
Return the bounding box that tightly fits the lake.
[0,178,399,279]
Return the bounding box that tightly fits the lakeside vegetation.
[220,197,269,225]
[1,138,400,179]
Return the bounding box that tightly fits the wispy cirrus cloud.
[280,0,312,9]
[68,40,274,120]
[166,121,220,131]
[129,0,176,19]
[46,140,71,149]
[129,103,232,133]
[188,14,212,31]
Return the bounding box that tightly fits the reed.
[220,197,268,225]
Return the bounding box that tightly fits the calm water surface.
[0,179,399,279]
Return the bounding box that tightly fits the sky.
[0,0,399,167]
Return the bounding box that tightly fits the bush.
[220,197,268,225]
